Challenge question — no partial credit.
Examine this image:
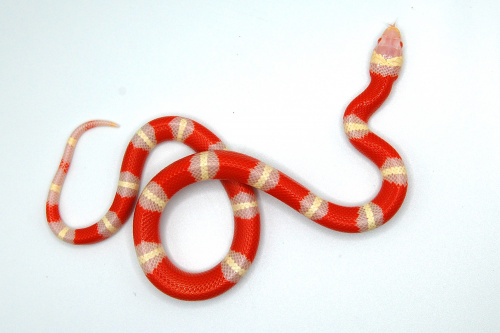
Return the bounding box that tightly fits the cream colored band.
[381,166,407,177]
[363,204,377,230]
[370,51,403,67]
[58,226,70,240]
[118,181,139,190]
[176,118,188,142]
[138,246,165,264]
[232,201,258,212]
[137,129,155,149]
[304,196,323,219]
[142,188,167,209]
[225,255,247,276]
[102,216,117,233]
[254,165,274,189]
[199,152,210,180]
[67,137,77,146]
[344,122,369,133]
[50,183,62,193]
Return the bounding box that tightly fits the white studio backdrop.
[1,1,498,332]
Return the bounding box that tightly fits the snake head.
[375,24,403,59]
[370,24,403,77]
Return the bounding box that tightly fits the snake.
[46,25,407,301]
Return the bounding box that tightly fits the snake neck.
[344,73,398,122]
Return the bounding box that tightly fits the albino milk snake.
[47,25,407,301]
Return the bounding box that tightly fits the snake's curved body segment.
[46,26,407,301]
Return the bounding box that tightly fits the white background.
[1,1,499,332]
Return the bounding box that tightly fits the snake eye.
[400,41,403,47]
[378,38,382,43]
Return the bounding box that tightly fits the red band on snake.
[46,26,407,301]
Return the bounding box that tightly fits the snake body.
[47,26,407,301]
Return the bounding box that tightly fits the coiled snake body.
[47,26,407,301]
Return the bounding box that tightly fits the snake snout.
[375,25,403,59]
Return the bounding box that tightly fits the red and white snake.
[47,26,407,301]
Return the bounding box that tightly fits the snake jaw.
[375,25,403,59]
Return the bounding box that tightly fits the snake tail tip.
[110,121,120,128]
